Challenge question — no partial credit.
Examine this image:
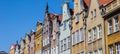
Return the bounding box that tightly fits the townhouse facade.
[50,14,62,54]
[85,0,106,54]
[15,41,20,54]
[30,30,36,54]
[20,38,25,54]
[42,4,52,54]
[10,44,16,54]
[71,0,88,54]
[103,0,120,54]
[24,34,30,54]
[59,1,72,54]
[35,21,43,54]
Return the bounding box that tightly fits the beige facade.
[85,0,105,54]
[71,0,88,54]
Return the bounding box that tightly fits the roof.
[98,0,113,6]
[57,14,62,22]
[84,0,90,7]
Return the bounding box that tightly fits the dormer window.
[76,13,79,23]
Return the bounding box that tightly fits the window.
[91,11,93,18]
[61,40,63,52]
[108,19,112,34]
[98,49,102,54]
[93,9,96,17]
[88,29,92,42]
[93,50,97,54]
[67,36,70,49]
[109,45,114,54]
[64,21,66,30]
[81,51,84,54]
[64,39,66,51]
[76,14,79,23]
[75,32,77,44]
[116,43,120,54]
[53,31,56,40]
[93,27,97,40]
[76,30,79,43]
[43,39,44,46]
[72,33,75,45]
[80,28,84,42]
[47,37,49,44]
[98,25,102,39]
[114,16,119,32]
[89,51,93,54]
[72,33,74,45]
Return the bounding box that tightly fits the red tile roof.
[57,14,62,22]
[98,0,113,6]
[84,0,90,7]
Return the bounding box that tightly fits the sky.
[0,0,73,53]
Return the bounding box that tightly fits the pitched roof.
[84,0,90,7]
[98,0,113,6]
[57,14,62,22]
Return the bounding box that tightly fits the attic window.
[91,11,93,19]
[76,13,79,23]
[93,9,96,17]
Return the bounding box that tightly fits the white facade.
[59,2,71,54]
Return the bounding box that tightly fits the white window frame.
[114,16,119,32]
[93,27,97,40]
[81,51,84,54]
[97,25,102,39]
[67,36,70,49]
[80,28,84,42]
[88,29,92,42]
[108,19,112,34]
[93,50,97,54]
[76,13,79,23]
[116,43,120,54]
[61,40,63,52]
[76,30,79,43]
[98,48,102,54]
[72,33,74,45]
[89,51,93,54]
[109,45,114,54]
[64,38,66,51]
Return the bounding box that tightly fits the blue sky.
[0,0,73,52]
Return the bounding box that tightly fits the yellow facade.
[35,21,43,54]
[71,0,85,54]
[24,34,30,54]
[104,0,120,54]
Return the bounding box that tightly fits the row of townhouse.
[9,0,120,54]
[72,0,120,54]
